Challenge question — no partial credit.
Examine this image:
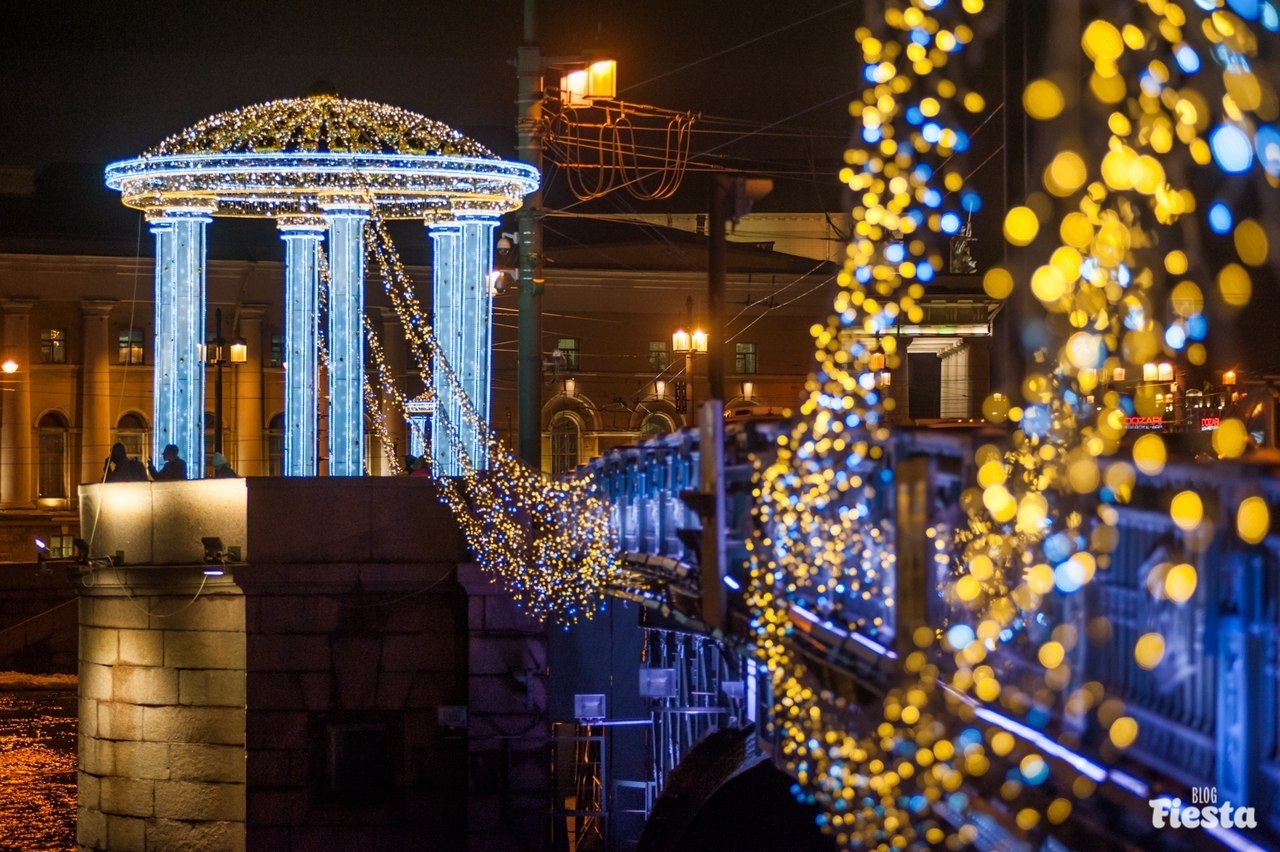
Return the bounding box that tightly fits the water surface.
[0,689,76,852]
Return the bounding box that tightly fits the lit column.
[323,205,369,477]
[80,299,116,485]
[234,304,266,475]
[1,299,34,506]
[149,210,211,476]
[278,218,326,476]
[459,216,499,470]
[429,222,462,477]
[428,216,498,476]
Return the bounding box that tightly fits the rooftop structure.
[104,95,537,477]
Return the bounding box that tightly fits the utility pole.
[516,0,545,469]
[707,175,772,405]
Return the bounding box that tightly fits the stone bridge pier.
[71,478,549,852]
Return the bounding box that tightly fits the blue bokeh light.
[1211,123,1255,173]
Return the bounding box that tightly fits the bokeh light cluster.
[750,0,1277,847]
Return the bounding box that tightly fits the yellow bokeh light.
[1134,632,1165,670]
[1212,417,1248,459]
[1169,491,1203,531]
[1083,19,1125,62]
[1132,433,1167,476]
[1039,641,1065,669]
[1164,250,1189,275]
[1217,263,1253,307]
[1237,496,1270,545]
[1165,563,1198,603]
[983,267,1014,300]
[1234,219,1269,266]
[1109,716,1139,749]
[1004,206,1040,246]
[1024,78,1065,120]
[1046,150,1088,196]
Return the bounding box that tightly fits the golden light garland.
[357,211,620,622]
[749,0,1277,847]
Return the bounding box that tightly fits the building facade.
[0,224,999,509]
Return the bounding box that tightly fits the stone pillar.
[889,342,910,423]
[278,218,325,477]
[81,300,117,486]
[149,211,211,475]
[377,307,409,471]
[1,298,35,506]
[322,205,368,477]
[234,306,267,476]
[429,223,461,477]
[73,566,246,851]
[966,336,991,417]
[428,217,497,476]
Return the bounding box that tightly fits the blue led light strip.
[279,218,326,476]
[324,205,369,476]
[428,217,498,476]
[149,211,210,475]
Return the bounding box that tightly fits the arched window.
[114,412,149,461]
[549,413,581,476]
[266,413,284,476]
[640,412,675,438]
[37,412,68,499]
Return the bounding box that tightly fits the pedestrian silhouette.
[210,452,238,478]
[103,442,148,482]
[148,444,188,481]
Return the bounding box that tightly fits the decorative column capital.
[319,201,372,217]
[146,207,215,227]
[276,215,328,237]
[81,298,119,318]
[0,297,37,316]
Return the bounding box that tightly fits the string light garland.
[749,0,1276,847]
[105,95,538,220]
[357,208,620,622]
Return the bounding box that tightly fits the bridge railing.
[591,422,1280,834]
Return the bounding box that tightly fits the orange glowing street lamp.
[672,328,708,419]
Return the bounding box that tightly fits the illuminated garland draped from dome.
[749,0,1277,847]
[346,215,620,622]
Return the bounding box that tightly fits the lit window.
[117,328,144,365]
[735,342,758,375]
[550,413,580,475]
[44,535,74,558]
[114,412,149,461]
[37,412,68,499]
[648,340,670,371]
[640,412,675,437]
[557,337,580,371]
[40,329,67,364]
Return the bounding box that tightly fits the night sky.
[0,0,857,169]
[2,1,1277,375]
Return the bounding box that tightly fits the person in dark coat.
[103,442,148,482]
[148,444,187,481]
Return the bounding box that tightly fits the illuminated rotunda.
[105,94,538,477]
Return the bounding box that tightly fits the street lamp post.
[205,308,247,456]
[515,0,616,469]
[672,327,708,426]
